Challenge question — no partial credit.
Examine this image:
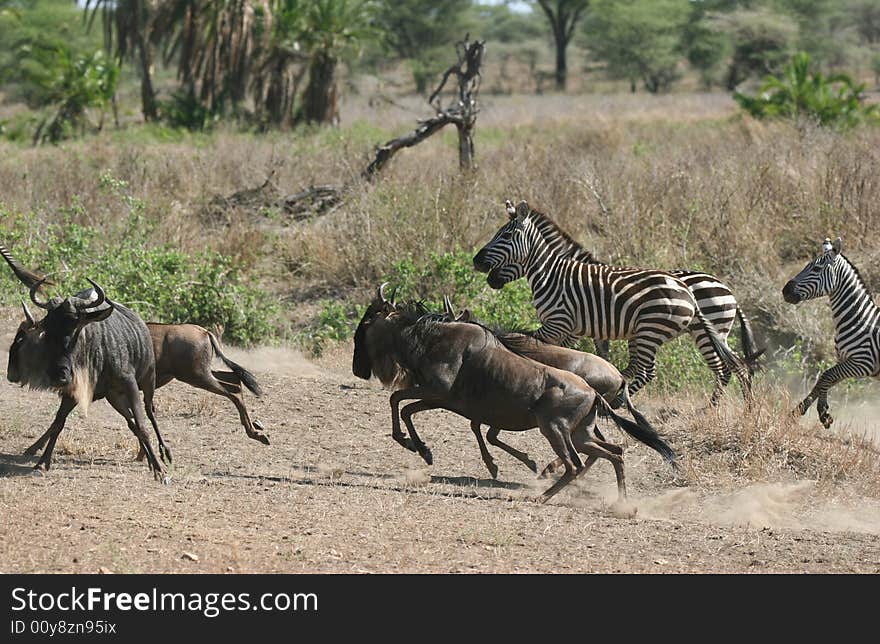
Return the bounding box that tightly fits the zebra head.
[473,200,535,289]
[782,237,843,304]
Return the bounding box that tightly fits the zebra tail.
[735,306,766,374]
[595,395,677,467]
[694,306,752,395]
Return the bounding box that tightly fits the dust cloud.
[223,346,326,379]
[634,481,880,535]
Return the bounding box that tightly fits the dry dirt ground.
[1,337,879,574]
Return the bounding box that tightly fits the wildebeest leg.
[23,425,55,456]
[485,426,537,473]
[389,387,439,460]
[32,396,77,470]
[467,421,498,479]
[143,391,172,464]
[397,400,435,466]
[114,382,168,482]
[181,374,269,445]
[578,442,627,501]
[536,421,583,504]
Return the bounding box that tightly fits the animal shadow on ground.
[206,464,530,500]
[0,452,43,477]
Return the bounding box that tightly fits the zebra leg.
[796,359,874,429]
[690,329,728,405]
[594,339,611,360]
[617,338,660,405]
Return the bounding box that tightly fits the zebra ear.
[832,237,842,255]
[505,200,516,219]
[515,200,530,220]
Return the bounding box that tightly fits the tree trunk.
[456,121,475,171]
[137,36,158,122]
[554,36,567,92]
[302,52,339,125]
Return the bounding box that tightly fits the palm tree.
[298,0,376,125]
[83,0,159,121]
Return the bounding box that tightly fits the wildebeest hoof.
[486,462,499,479]
[252,433,270,445]
[23,445,40,457]
[419,447,433,466]
[525,460,538,473]
[253,419,265,431]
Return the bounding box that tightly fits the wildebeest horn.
[377,282,390,304]
[29,279,51,310]
[73,278,106,311]
[0,244,52,290]
[388,285,398,306]
[21,300,35,326]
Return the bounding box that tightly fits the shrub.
[734,52,880,128]
[0,174,279,346]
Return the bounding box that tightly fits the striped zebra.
[515,200,763,370]
[783,237,880,428]
[473,200,751,403]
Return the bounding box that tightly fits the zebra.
[511,199,764,371]
[782,237,880,428]
[473,200,751,403]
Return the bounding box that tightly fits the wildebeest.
[2,245,167,480]
[353,284,676,503]
[440,297,674,479]
[131,323,267,462]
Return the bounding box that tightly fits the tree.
[707,7,797,90]
[23,46,120,144]
[83,0,159,121]
[152,0,268,117]
[297,0,376,125]
[375,0,469,93]
[584,0,690,93]
[532,0,589,91]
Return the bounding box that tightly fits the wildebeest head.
[352,282,398,380]
[24,279,114,387]
[6,267,114,390]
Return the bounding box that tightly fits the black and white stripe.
[522,200,763,372]
[473,201,749,401]
[783,237,880,427]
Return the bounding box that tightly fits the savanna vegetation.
[1,0,879,483]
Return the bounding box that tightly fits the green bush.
[735,52,880,128]
[0,174,279,346]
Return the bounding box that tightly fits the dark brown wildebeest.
[353,285,675,503]
[436,296,675,479]
[1,245,167,480]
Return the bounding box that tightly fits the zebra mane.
[525,204,601,264]
[839,254,875,300]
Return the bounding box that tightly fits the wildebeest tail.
[208,332,263,397]
[735,306,765,375]
[595,395,677,467]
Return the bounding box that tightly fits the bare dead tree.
[363,35,485,179]
[209,35,485,220]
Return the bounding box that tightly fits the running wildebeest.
[131,323,268,462]
[1,245,167,480]
[352,284,676,503]
[439,297,675,479]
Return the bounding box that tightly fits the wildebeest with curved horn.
[439,297,675,479]
[353,284,675,503]
[1,244,168,480]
